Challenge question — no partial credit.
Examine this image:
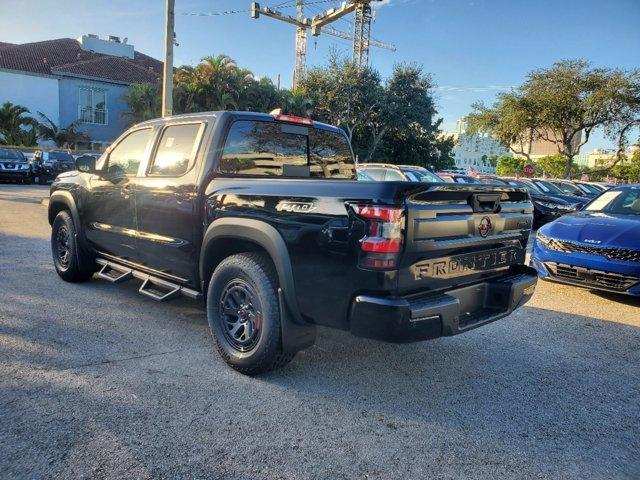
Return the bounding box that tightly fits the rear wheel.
[51,210,95,282]
[207,252,294,375]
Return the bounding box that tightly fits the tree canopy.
[122,53,454,171]
[466,60,640,177]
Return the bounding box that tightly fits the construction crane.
[251,1,394,89]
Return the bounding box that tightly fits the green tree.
[534,154,572,178]
[121,83,161,125]
[495,156,525,176]
[467,60,640,177]
[36,112,90,148]
[0,102,38,146]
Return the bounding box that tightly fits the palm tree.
[283,91,314,117]
[121,83,161,125]
[0,102,38,146]
[37,113,90,148]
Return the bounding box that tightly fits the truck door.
[132,121,206,286]
[84,127,153,263]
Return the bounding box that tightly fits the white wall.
[0,70,59,126]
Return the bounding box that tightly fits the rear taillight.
[353,204,405,270]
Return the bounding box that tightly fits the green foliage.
[609,149,640,182]
[36,112,90,148]
[121,83,161,126]
[122,53,449,168]
[534,155,577,178]
[467,60,640,177]
[0,102,38,146]
[495,156,525,176]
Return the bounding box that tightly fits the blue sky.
[2,0,639,149]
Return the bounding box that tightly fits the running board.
[97,263,133,283]
[139,277,181,302]
[95,258,202,301]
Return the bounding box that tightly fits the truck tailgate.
[397,184,533,294]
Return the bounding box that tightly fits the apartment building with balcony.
[0,34,162,148]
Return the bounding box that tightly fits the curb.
[41,198,49,207]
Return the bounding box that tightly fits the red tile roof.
[0,38,162,84]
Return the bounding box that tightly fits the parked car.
[357,163,442,182]
[436,172,482,184]
[587,182,612,192]
[573,181,602,197]
[33,150,77,184]
[501,178,580,228]
[532,184,640,296]
[48,111,537,374]
[529,178,588,207]
[547,179,592,198]
[0,148,33,184]
[75,153,102,172]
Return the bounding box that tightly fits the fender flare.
[200,217,303,323]
[48,190,81,230]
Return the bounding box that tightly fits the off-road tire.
[51,210,95,282]
[207,252,294,375]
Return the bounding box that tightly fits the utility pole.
[162,0,175,117]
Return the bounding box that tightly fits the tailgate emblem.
[478,216,492,238]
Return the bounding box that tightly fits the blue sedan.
[531,184,640,296]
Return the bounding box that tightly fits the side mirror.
[76,156,96,173]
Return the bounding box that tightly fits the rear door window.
[149,123,204,176]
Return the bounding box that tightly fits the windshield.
[532,179,563,195]
[505,179,541,195]
[584,188,640,215]
[578,183,601,195]
[48,151,75,162]
[0,149,27,161]
[402,168,442,183]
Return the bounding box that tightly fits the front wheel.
[207,252,294,375]
[51,210,95,282]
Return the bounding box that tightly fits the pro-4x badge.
[478,216,492,238]
[275,201,317,213]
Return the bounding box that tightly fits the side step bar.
[95,258,202,302]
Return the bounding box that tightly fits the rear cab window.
[220,120,355,179]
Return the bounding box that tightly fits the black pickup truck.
[48,111,537,374]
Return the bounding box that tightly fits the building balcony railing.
[79,107,108,125]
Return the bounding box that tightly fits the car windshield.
[48,152,75,162]
[402,169,442,183]
[505,179,541,195]
[554,181,581,195]
[532,179,563,195]
[584,188,640,215]
[578,183,601,195]
[0,149,26,161]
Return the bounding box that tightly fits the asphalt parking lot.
[1,183,639,480]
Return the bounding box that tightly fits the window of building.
[149,123,204,176]
[106,128,152,176]
[79,87,107,125]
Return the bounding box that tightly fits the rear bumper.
[349,266,537,342]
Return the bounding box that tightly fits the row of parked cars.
[357,163,640,298]
[0,148,99,185]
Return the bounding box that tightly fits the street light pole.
[162,0,175,117]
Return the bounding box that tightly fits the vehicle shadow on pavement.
[2,229,639,479]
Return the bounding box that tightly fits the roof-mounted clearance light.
[274,114,314,126]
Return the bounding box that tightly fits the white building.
[447,119,508,174]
